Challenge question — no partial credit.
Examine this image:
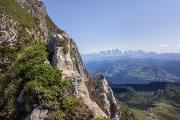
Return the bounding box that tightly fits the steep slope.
[48,31,119,119]
[0,0,119,119]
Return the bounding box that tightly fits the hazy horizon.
[44,0,180,54]
[82,49,180,55]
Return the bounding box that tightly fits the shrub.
[95,117,110,120]
[56,28,64,34]
[0,42,92,120]
[0,45,17,72]
[23,63,72,111]
[62,96,82,111]
[0,42,48,118]
[45,15,64,34]
[48,111,66,120]
[59,37,69,54]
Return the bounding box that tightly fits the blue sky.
[44,0,180,54]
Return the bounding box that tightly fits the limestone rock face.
[50,33,86,77]
[48,33,107,118]
[88,74,120,119]
[0,14,20,46]
[49,32,120,119]
[16,0,49,42]
[0,0,51,72]
[24,108,48,120]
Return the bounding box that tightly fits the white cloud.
[160,44,169,47]
[177,44,180,47]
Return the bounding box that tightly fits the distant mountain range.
[83,49,180,62]
[83,50,180,84]
[85,59,180,84]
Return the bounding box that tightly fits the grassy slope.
[152,103,180,120]
[0,0,38,28]
[118,101,180,120]
[113,83,180,120]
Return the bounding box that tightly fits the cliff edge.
[0,0,120,119]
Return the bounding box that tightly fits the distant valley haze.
[83,49,180,84]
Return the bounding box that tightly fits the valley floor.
[119,101,180,120]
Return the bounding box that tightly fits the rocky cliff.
[0,0,120,119]
[49,33,120,119]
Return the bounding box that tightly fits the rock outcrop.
[0,13,20,46]
[0,0,120,119]
[88,74,120,119]
[49,32,120,119]
[16,0,49,42]
[24,108,48,120]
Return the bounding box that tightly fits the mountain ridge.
[83,49,180,62]
[84,58,180,84]
[0,0,119,119]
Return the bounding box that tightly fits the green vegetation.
[117,100,180,120]
[0,0,38,28]
[45,15,64,34]
[0,45,17,72]
[0,45,16,60]
[113,83,180,120]
[48,111,66,120]
[45,19,69,54]
[0,43,92,119]
[127,102,180,120]
[0,28,35,75]
[60,37,69,54]
[86,59,179,84]
[118,101,137,120]
[129,109,146,120]
[95,117,110,120]
[45,15,67,55]
[0,43,47,118]
[0,0,41,74]
[113,87,154,109]
[56,27,64,34]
